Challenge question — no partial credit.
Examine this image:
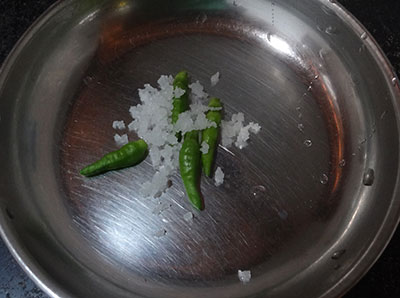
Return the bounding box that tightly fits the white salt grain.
[141,167,172,198]
[174,109,216,136]
[210,72,220,87]
[173,87,186,98]
[238,270,251,283]
[200,142,210,154]
[221,113,260,149]
[235,122,262,149]
[248,122,261,134]
[157,75,174,89]
[189,81,208,99]
[112,120,126,130]
[183,212,194,222]
[114,134,129,146]
[215,167,224,186]
[235,126,250,149]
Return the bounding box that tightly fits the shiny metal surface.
[0,0,400,297]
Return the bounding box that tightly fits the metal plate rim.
[0,1,400,298]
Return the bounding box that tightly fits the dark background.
[0,0,399,297]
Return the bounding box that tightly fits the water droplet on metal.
[307,85,312,92]
[304,139,313,147]
[392,77,397,86]
[371,123,377,134]
[266,32,272,42]
[358,44,365,52]
[339,159,346,168]
[251,185,266,199]
[363,168,375,186]
[314,75,319,80]
[332,249,346,260]
[319,48,328,60]
[325,26,337,35]
[296,106,301,112]
[320,174,329,185]
[297,123,305,133]
[154,229,167,238]
[380,110,387,120]
[83,76,94,85]
[278,210,288,220]
[152,202,172,215]
[360,32,367,40]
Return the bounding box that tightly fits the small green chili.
[201,97,222,177]
[172,71,190,142]
[80,139,148,177]
[172,70,189,124]
[179,130,203,210]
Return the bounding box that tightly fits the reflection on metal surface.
[362,168,375,186]
[268,34,295,58]
[79,9,100,25]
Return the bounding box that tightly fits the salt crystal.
[215,167,224,186]
[221,113,260,149]
[174,109,216,136]
[200,142,210,154]
[149,147,161,168]
[189,81,208,99]
[114,134,129,146]
[235,126,251,149]
[157,75,174,89]
[173,87,186,98]
[210,72,220,87]
[141,167,172,198]
[183,212,194,222]
[248,122,261,134]
[238,270,251,283]
[112,120,126,130]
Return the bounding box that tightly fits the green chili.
[172,70,189,124]
[179,130,203,210]
[201,97,222,177]
[80,139,148,177]
[172,71,189,142]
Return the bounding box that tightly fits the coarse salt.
[115,74,260,198]
[214,167,224,186]
[238,270,251,283]
[112,120,126,130]
[210,72,220,87]
[114,134,129,146]
[200,142,210,154]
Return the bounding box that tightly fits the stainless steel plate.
[1,0,400,297]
